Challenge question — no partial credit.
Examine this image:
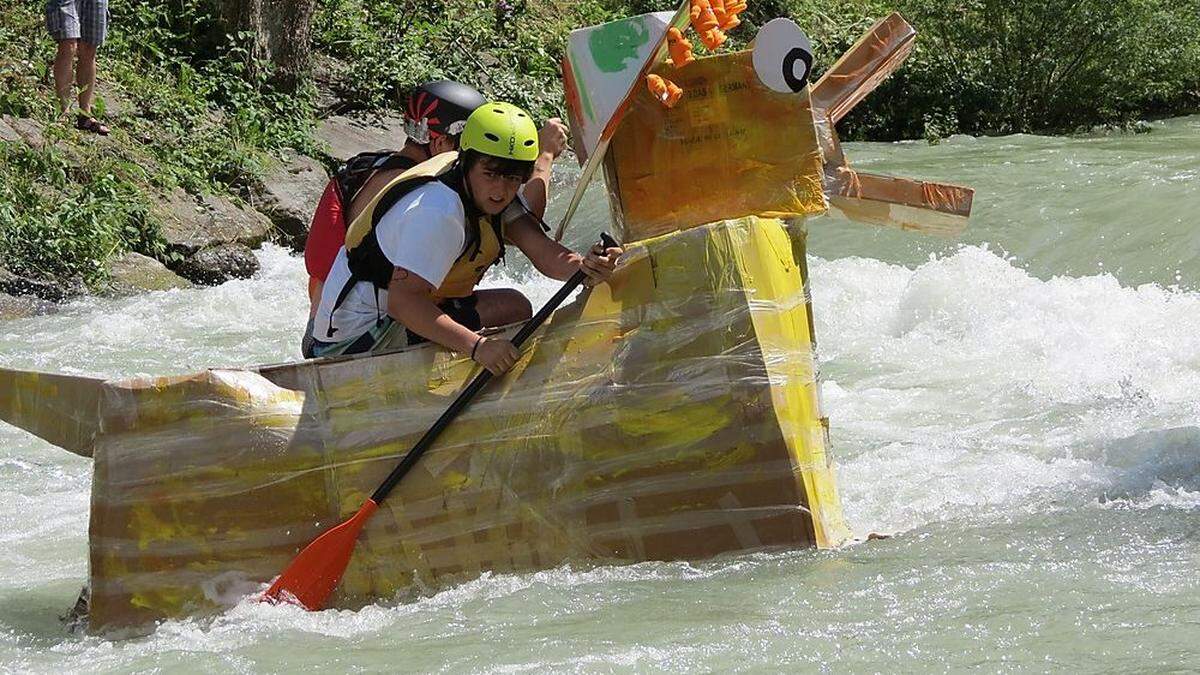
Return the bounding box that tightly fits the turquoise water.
[1,117,1198,672]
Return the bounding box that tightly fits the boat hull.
[82,217,848,635]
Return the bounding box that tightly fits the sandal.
[76,114,110,136]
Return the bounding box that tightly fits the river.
[1,116,1198,671]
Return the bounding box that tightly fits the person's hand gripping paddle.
[262,233,621,610]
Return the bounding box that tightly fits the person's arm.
[378,186,522,374]
[307,278,324,318]
[376,188,469,347]
[386,267,475,351]
[522,118,569,218]
[386,267,519,374]
[506,216,622,286]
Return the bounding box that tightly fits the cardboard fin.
[811,12,916,125]
[827,170,973,236]
[0,367,104,457]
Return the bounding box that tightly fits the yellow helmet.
[459,101,540,162]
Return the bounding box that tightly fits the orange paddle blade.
[261,499,379,610]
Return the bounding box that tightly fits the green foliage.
[2,0,1199,291]
[309,0,1198,139]
[0,0,318,288]
[0,5,56,119]
[311,0,635,121]
[105,3,321,190]
[0,143,162,284]
[768,0,1200,139]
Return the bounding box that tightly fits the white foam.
[2,162,1200,666]
[812,245,1200,535]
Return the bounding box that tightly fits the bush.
[0,144,162,285]
[0,0,317,287]
[310,0,1199,138]
[771,0,1200,138]
[2,0,1198,289]
[310,0,638,121]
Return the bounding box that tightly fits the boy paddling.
[310,101,621,373]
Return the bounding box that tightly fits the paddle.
[263,232,620,610]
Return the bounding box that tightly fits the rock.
[61,586,89,635]
[1,115,45,149]
[315,113,406,162]
[0,292,51,320]
[105,252,192,296]
[252,150,329,249]
[93,80,133,120]
[0,267,73,302]
[173,244,260,285]
[154,188,275,256]
[0,117,20,143]
[311,54,349,116]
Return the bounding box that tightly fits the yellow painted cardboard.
[0,13,982,637]
[81,217,848,635]
[606,50,827,242]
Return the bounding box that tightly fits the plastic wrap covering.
[827,170,974,236]
[0,368,103,457]
[85,217,849,635]
[605,50,827,243]
[809,12,916,132]
[809,12,974,234]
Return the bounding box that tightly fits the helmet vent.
[523,140,535,146]
[485,133,500,142]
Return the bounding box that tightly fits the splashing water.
[2,117,1199,671]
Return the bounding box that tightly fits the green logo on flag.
[588,16,651,73]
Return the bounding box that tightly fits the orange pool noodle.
[709,0,728,24]
[667,27,695,68]
[722,0,747,30]
[646,74,683,108]
[699,27,727,51]
[689,0,719,34]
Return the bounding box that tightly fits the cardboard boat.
[0,11,970,635]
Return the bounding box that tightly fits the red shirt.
[305,152,420,283]
[304,180,345,283]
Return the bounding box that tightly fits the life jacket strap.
[325,274,360,339]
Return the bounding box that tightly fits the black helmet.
[404,80,487,145]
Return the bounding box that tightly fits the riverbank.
[1,0,1197,304]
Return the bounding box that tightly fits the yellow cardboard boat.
[0,12,970,636]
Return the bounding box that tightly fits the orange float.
[646,73,684,107]
[667,26,695,68]
[689,0,719,34]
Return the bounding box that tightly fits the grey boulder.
[172,244,260,285]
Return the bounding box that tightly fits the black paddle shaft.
[370,232,620,504]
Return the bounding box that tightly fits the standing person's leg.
[44,0,81,116]
[75,41,96,113]
[74,0,108,134]
[52,39,77,115]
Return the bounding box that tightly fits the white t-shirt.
[313,182,531,343]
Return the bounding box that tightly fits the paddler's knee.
[474,288,532,327]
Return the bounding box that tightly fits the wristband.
[470,336,484,361]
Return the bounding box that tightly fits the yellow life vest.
[325,151,505,338]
